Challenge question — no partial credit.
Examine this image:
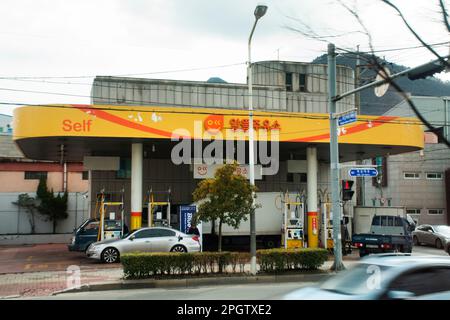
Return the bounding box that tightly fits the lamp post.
[248,4,267,276]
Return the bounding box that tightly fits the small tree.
[36,177,68,233]
[193,163,257,251]
[12,193,38,234]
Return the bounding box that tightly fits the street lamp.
[248,4,267,276]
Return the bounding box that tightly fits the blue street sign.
[179,205,197,234]
[348,168,378,177]
[338,111,357,126]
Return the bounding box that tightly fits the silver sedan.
[86,227,201,263]
[412,225,450,249]
[283,254,450,300]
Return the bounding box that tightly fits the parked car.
[412,225,450,249]
[352,215,414,257]
[86,226,201,263]
[283,254,450,300]
[68,218,127,252]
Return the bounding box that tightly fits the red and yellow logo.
[204,115,224,133]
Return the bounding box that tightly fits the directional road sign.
[348,168,378,177]
[338,111,357,126]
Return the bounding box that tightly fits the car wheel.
[435,239,443,249]
[101,247,120,263]
[170,245,187,253]
[413,236,419,246]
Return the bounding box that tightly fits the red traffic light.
[341,180,355,201]
[342,180,354,190]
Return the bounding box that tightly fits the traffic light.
[341,180,354,201]
[407,60,446,80]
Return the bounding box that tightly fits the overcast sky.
[1,0,449,116]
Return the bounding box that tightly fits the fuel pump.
[147,187,171,227]
[321,202,333,250]
[282,192,305,249]
[96,189,125,241]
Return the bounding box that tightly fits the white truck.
[201,192,294,250]
[353,206,410,235]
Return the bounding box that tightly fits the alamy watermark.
[66,265,81,290]
[366,264,382,290]
[170,120,280,175]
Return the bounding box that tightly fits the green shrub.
[257,248,328,273]
[121,248,327,279]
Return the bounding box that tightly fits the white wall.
[0,192,90,236]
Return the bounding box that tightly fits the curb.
[52,272,332,296]
[0,295,22,300]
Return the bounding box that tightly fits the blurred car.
[283,254,450,300]
[412,225,450,249]
[86,226,201,263]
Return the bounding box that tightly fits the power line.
[337,41,450,55]
[0,62,246,80]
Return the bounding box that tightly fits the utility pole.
[328,43,345,271]
[355,45,364,207]
[327,43,448,271]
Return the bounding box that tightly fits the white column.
[131,143,143,231]
[307,146,319,248]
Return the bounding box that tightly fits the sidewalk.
[0,259,358,299]
[0,267,123,298]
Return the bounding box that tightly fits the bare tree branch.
[439,0,450,32]
[382,0,449,69]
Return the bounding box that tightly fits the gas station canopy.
[13,104,424,162]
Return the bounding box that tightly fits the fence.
[0,192,90,235]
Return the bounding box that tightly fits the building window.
[426,172,443,180]
[404,172,420,179]
[299,173,307,183]
[285,72,293,91]
[299,73,307,92]
[286,173,307,183]
[406,208,421,215]
[287,173,294,182]
[82,171,89,180]
[428,209,444,215]
[24,171,48,180]
[116,158,131,179]
[372,156,388,187]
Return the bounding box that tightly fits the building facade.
[364,96,450,226]
[0,121,89,243]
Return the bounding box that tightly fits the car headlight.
[71,237,75,244]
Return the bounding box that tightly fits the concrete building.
[12,60,424,248]
[0,116,89,244]
[364,96,450,226]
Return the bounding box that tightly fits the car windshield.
[435,226,450,236]
[320,263,390,296]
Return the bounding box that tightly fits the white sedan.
[86,227,201,263]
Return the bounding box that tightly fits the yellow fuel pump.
[282,192,305,249]
[96,189,125,241]
[147,187,171,227]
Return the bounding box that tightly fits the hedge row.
[257,248,328,272]
[121,248,328,279]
